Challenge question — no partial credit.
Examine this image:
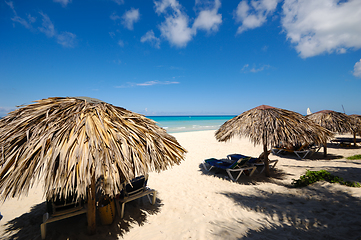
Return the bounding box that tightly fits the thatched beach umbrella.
[215,105,333,177]
[307,110,352,156]
[0,97,186,234]
[350,114,361,146]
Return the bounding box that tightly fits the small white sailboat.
[307,108,312,115]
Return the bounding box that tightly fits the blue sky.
[1,0,361,117]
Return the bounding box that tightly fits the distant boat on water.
[307,108,312,115]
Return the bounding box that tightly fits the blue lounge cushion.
[204,158,233,169]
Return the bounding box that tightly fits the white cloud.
[56,31,76,47]
[241,64,249,71]
[5,1,15,12]
[11,15,33,29]
[110,12,121,21]
[159,14,193,47]
[6,3,76,48]
[39,12,55,37]
[282,0,361,58]
[27,14,36,23]
[154,0,222,47]
[193,0,222,34]
[141,30,161,48]
[112,0,124,5]
[0,107,14,117]
[241,63,270,73]
[235,0,280,34]
[53,0,72,7]
[116,80,179,88]
[122,8,140,30]
[39,12,76,47]
[250,64,270,72]
[118,39,124,47]
[353,59,361,78]
[136,80,179,86]
[154,0,193,47]
[154,0,182,15]
[6,1,34,29]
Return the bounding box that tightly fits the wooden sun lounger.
[115,175,157,218]
[331,137,361,145]
[272,143,319,159]
[41,199,87,239]
[226,153,278,173]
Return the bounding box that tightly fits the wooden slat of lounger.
[51,205,84,217]
[45,208,87,224]
[119,189,156,204]
[41,207,87,239]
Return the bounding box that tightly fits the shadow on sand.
[289,164,361,184]
[270,150,344,161]
[3,197,162,240]
[327,142,360,150]
[211,184,361,240]
[269,142,361,160]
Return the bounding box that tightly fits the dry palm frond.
[307,110,352,134]
[0,97,187,201]
[215,105,333,148]
[350,114,361,135]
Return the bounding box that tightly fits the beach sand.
[1,130,361,239]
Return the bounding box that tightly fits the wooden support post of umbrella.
[215,105,333,177]
[307,110,352,157]
[87,172,96,234]
[262,138,269,176]
[0,97,187,235]
[350,114,361,146]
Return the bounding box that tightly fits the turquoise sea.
[147,116,235,134]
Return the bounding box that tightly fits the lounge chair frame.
[272,143,320,159]
[115,175,157,218]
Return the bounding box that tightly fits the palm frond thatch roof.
[215,105,333,148]
[0,97,187,201]
[307,110,352,134]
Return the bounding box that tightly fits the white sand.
[1,130,361,239]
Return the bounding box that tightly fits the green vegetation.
[292,170,360,188]
[346,154,361,160]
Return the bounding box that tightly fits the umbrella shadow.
[326,142,360,150]
[211,184,361,239]
[309,151,344,160]
[271,151,344,161]
[198,163,290,185]
[2,202,46,240]
[2,197,163,240]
